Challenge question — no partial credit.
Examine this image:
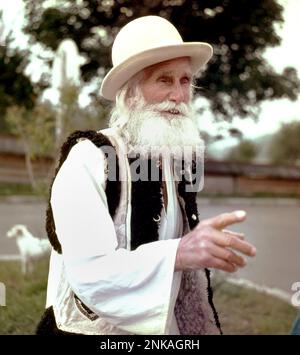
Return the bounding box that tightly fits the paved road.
[198,198,300,297]
[1,196,300,296]
[0,197,47,255]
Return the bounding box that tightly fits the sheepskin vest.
[44,129,221,335]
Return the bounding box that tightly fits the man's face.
[139,57,192,109]
[110,56,202,159]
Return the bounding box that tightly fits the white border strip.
[0,255,21,261]
[226,276,297,307]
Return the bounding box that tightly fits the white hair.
[109,71,204,160]
[109,71,144,130]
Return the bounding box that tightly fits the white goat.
[6,224,51,274]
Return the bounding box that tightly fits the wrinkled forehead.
[142,57,192,80]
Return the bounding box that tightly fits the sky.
[1,0,300,144]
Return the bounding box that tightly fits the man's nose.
[168,83,186,104]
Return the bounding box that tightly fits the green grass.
[0,182,50,198]
[0,183,35,196]
[0,260,298,334]
[213,276,298,335]
[0,259,49,334]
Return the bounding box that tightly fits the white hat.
[100,16,213,101]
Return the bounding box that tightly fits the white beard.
[110,90,204,161]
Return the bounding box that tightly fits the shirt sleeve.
[50,139,180,335]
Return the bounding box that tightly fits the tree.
[0,42,37,132]
[4,87,108,191]
[55,83,109,148]
[268,121,300,165]
[227,139,258,163]
[0,13,37,132]
[5,103,56,190]
[24,0,300,119]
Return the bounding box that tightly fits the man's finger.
[222,229,245,240]
[199,210,247,230]
[209,243,246,267]
[210,229,256,257]
[211,257,237,273]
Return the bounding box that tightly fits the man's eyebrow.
[157,70,172,76]
[155,70,192,77]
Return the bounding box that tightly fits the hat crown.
[112,16,183,66]
[101,15,213,100]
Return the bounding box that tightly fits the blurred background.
[0,0,299,334]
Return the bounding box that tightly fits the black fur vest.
[44,130,221,334]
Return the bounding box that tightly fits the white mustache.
[143,101,191,117]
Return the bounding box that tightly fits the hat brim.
[100,42,213,101]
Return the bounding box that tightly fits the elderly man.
[37,16,256,335]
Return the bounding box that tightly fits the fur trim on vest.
[46,130,121,254]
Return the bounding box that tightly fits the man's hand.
[175,210,256,273]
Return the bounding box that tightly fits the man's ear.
[126,70,145,102]
[125,86,134,100]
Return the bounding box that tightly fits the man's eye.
[159,77,170,83]
[182,77,191,84]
